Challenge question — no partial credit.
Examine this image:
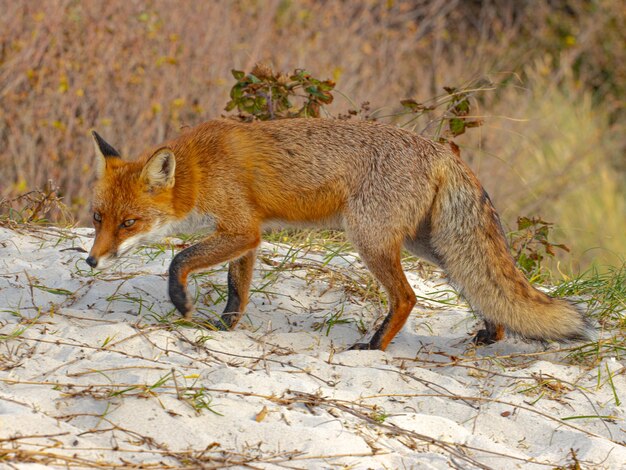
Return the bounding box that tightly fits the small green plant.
[184,387,223,415]
[106,291,165,320]
[225,63,335,121]
[0,325,29,341]
[399,79,491,141]
[32,284,74,296]
[139,243,168,261]
[370,409,389,423]
[553,264,625,322]
[100,335,116,348]
[149,371,174,391]
[109,385,139,397]
[508,216,570,281]
[312,305,352,336]
[603,362,621,406]
[144,307,178,325]
[195,332,214,345]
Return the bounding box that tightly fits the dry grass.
[0,0,624,270]
[463,75,626,271]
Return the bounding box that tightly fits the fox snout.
[85,253,115,269]
[84,251,116,270]
[86,230,153,269]
[86,235,119,269]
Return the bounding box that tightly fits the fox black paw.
[348,342,373,351]
[472,328,498,345]
[473,321,506,345]
[168,282,193,318]
[206,314,238,331]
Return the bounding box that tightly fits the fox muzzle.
[85,251,116,269]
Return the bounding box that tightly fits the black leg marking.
[223,268,242,314]
[209,251,256,331]
[168,255,193,318]
[205,268,244,330]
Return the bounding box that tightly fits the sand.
[0,225,624,469]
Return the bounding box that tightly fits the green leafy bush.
[225,64,335,121]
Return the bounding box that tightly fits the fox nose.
[85,256,98,268]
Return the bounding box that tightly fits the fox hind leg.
[473,319,506,345]
[348,237,417,351]
[404,225,507,345]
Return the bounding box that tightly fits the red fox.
[87,119,593,350]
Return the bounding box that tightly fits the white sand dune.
[0,226,624,469]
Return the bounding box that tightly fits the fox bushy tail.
[429,156,594,342]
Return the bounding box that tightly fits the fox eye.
[121,219,136,228]
[94,212,102,222]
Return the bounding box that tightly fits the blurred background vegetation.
[0,0,624,272]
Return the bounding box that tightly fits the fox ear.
[91,130,121,178]
[141,147,176,191]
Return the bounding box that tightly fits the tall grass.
[462,72,625,271]
[0,0,623,270]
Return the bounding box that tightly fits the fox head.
[86,131,178,269]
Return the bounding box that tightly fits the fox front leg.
[216,249,257,330]
[168,231,261,325]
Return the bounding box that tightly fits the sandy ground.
[0,225,624,469]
